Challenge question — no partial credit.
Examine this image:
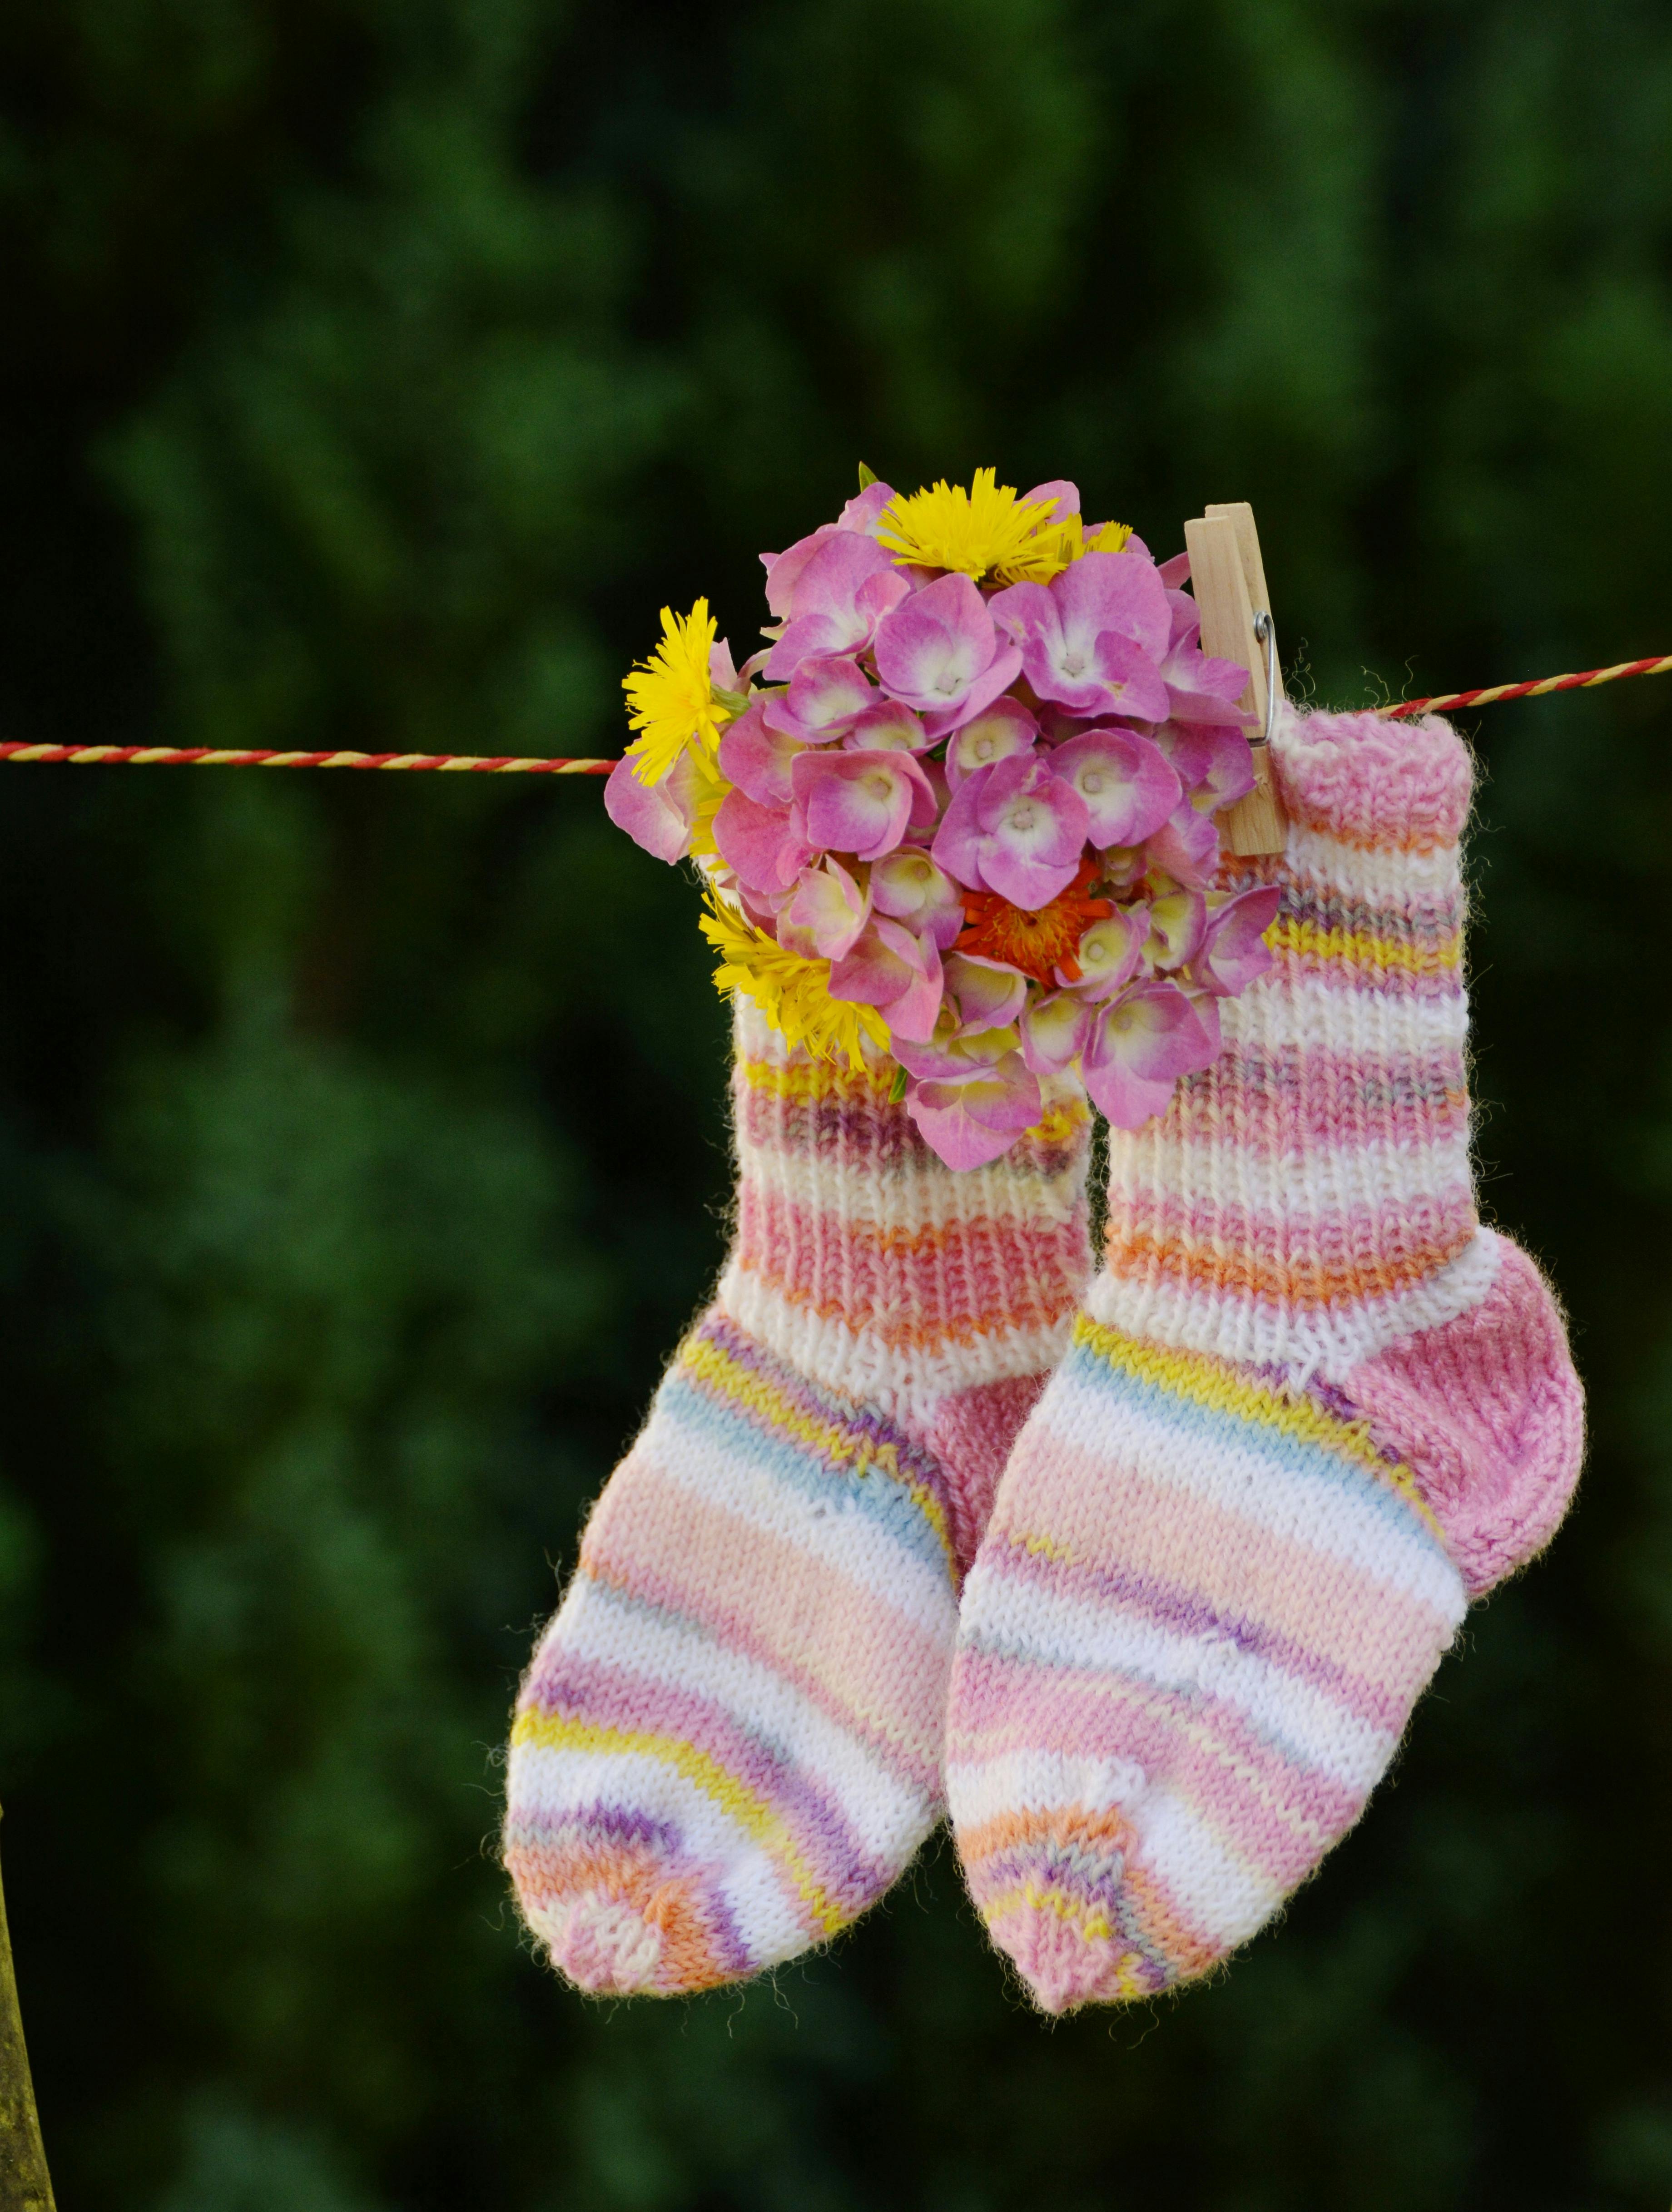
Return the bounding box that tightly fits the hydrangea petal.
[1146,889,1208,970]
[872,573,1007,718]
[1050,728,1181,848]
[713,789,808,892]
[844,698,928,752]
[945,953,1028,1030]
[838,481,898,536]
[1082,981,1216,1129]
[764,533,910,678]
[780,858,872,961]
[869,847,967,950]
[989,550,1171,721]
[791,748,937,862]
[719,700,803,806]
[906,1054,1042,1169]
[933,754,1088,911]
[764,653,878,743]
[918,643,1025,740]
[945,697,1038,787]
[827,917,943,1041]
[604,754,691,863]
[1053,548,1171,663]
[1020,990,1092,1075]
[1194,884,1281,995]
[1143,800,1222,887]
[1154,719,1256,808]
[1160,588,1255,726]
[1064,905,1146,997]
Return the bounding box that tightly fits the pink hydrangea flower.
[932,753,1090,910]
[764,653,878,743]
[712,787,810,892]
[1155,720,1255,809]
[828,918,943,1041]
[1019,990,1092,1075]
[987,551,1171,721]
[1146,888,1208,971]
[1063,904,1146,997]
[871,574,1023,737]
[1049,728,1181,849]
[906,1056,1042,1169]
[844,697,928,752]
[604,750,702,863]
[944,697,1038,787]
[1158,588,1256,726]
[1186,987,1223,1057]
[760,482,897,616]
[890,1020,1043,1169]
[764,534,910,679]
[1021,478,1079,523]
[790,747,938,863]
[719,699,802,806]
[1082,980,1216,1128]
[944,952,1029,1029]
[778,857,871,960]
[1191,885,1281,995]
[869,846,967,949]
[1144,800,1221,886]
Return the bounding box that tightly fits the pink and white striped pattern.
[948,704,1585,2013]
[505,1006,1092,1995]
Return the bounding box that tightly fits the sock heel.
[1340,1236,1585,1597]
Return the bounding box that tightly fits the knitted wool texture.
[945,703,1585,2015]
[505,1001,1092,1996]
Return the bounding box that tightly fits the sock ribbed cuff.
[716,1004,1093,1418]
[1093,704,1483,1381]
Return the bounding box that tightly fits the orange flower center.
[955,859,1114,984]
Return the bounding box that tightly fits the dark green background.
[3,2,1670,2205]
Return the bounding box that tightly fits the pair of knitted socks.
[504,703,1583,2012]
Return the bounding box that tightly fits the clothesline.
[0,650,1665,776]
[1375,650,1672,719]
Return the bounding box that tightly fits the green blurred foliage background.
[1,1,1670,2204]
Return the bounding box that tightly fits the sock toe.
[966,1804,1178,2013]
[510,1821,749,1998]
[536,1890,665,1994]
[992,1895,1131,2014]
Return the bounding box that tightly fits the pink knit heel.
[1343,1235,1584,1596]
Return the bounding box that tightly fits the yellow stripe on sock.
[1071,1315,1443,1538]
[1270,916,1462,976]
[510,1711,847,1937]
[676,1330,958,1570]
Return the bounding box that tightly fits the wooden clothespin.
[1181,501,1287,856]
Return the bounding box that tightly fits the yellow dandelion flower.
[683,749,730,866]
[993,514,1133,586]
[622,600,730,786]
[877,468,1062,584]
[698,895,889,1072]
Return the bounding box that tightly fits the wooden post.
[1185,502,1287,856]
[0,1816,55,2212]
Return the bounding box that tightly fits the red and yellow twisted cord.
[0,651,1667,778]
[0,742,614,773]
[1378,651,1672,719]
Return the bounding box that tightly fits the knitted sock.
[945,704,1584,2014]
[505,1002,1092,1996]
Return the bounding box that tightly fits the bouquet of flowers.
[605,468,1281,1169]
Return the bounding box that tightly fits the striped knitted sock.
[505,1002,1092,1996]
[946,704,1585,2014]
